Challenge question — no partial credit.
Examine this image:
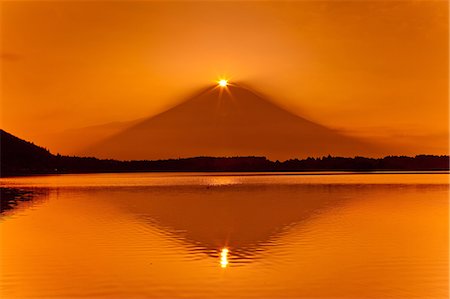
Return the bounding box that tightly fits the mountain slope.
[83,84,382,160]
[44,118,142,155]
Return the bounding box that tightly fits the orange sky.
[1,0,448,155]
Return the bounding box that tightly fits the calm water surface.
[0,173,448,298]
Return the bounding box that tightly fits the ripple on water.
[0,173,448,298]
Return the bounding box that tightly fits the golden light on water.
[218,79,228,87]
[220,248,229,268]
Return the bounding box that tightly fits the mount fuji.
[83,84,382,160]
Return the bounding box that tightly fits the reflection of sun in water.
[220,248,229,268]
[218,79,228,87]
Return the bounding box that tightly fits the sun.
[218,79,228,87]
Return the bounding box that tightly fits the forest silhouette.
[1,129,448,177]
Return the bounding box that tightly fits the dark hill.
[1,130,54,175]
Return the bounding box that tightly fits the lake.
[0,172,448,298]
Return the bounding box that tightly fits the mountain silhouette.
[82,83,381,160]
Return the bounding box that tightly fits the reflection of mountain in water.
[0,188,49,214]
[112,182,353,262]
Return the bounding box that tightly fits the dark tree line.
[1,129,448,177]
